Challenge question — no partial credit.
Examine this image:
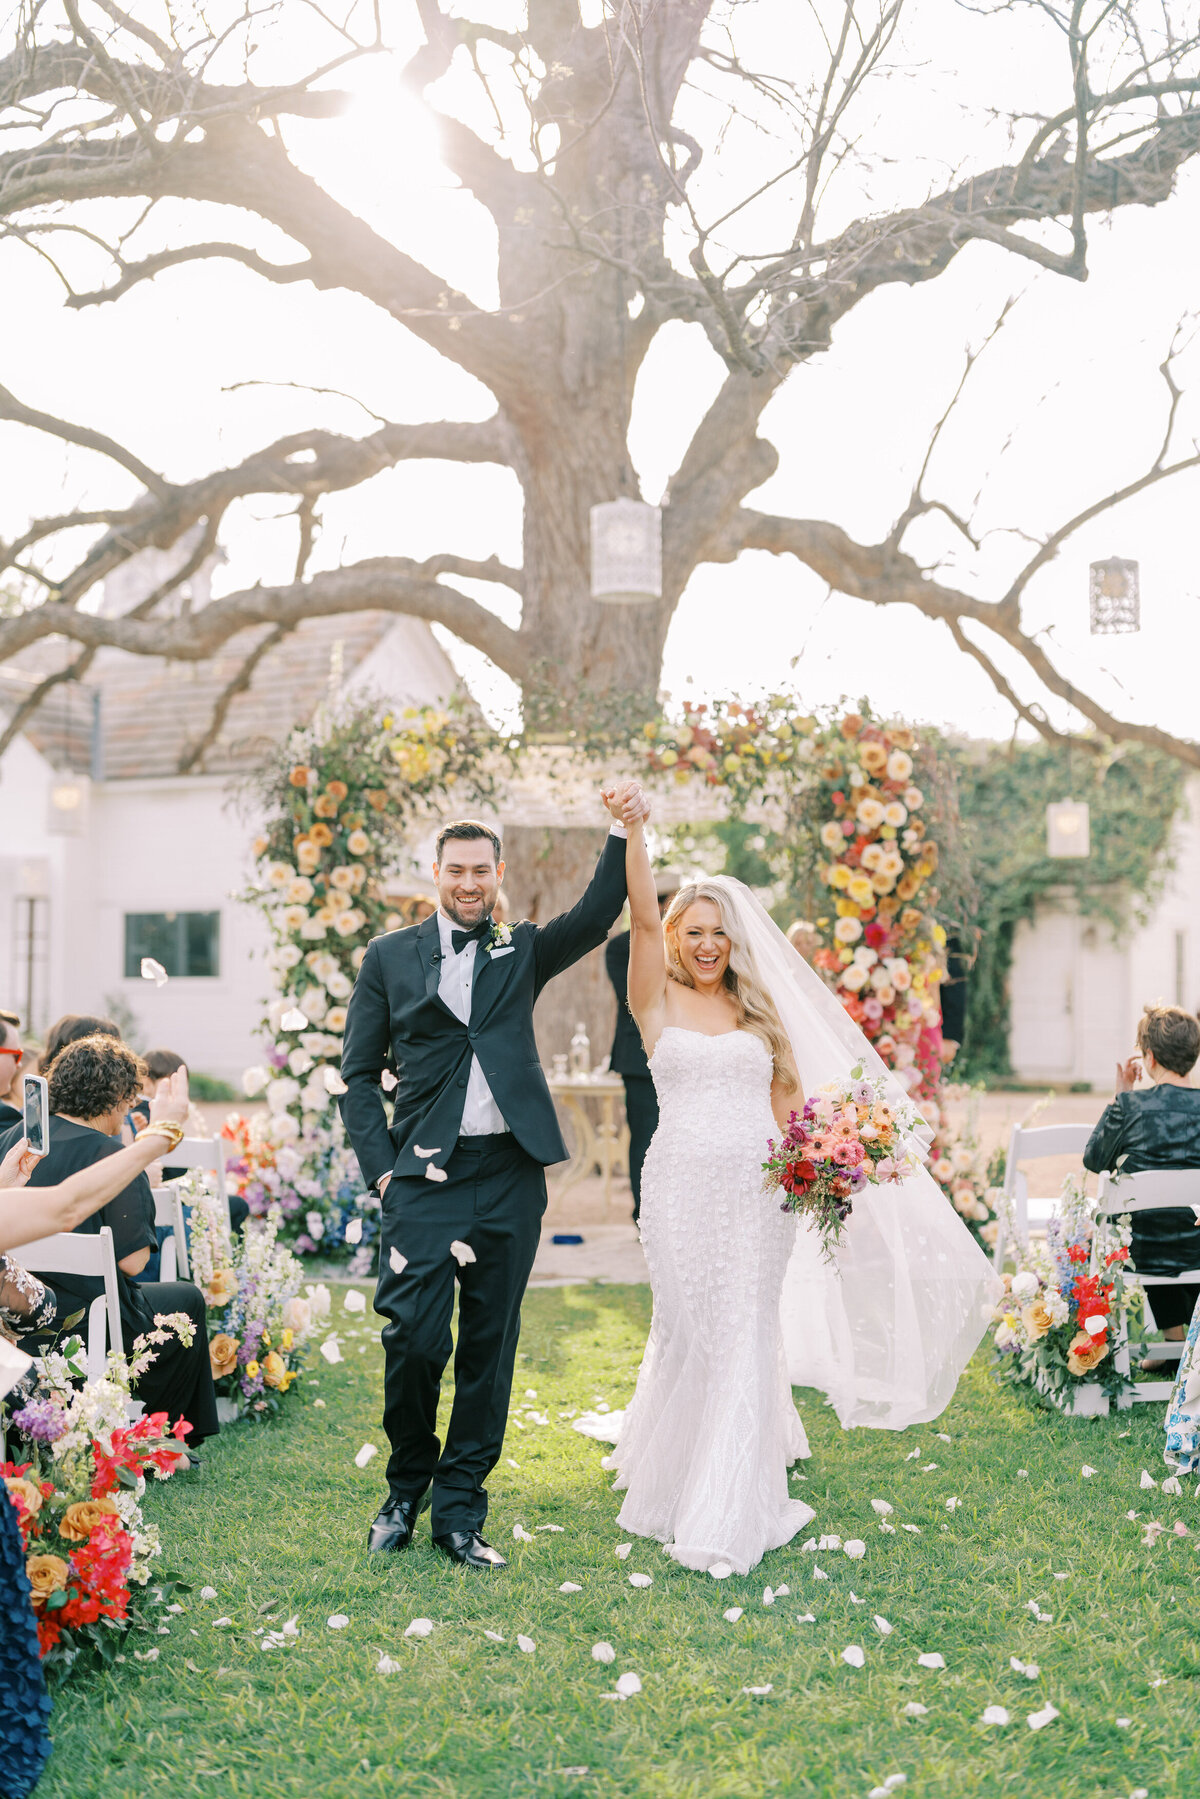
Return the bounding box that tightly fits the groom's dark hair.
[435,820,503,864]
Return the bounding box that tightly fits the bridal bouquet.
[762,1067,923,1261]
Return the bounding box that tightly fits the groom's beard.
[441,893,495,930]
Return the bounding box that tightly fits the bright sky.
[2,0,1199,748]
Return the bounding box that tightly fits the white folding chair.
[993,1123,1094,1269]
[164,1137,234,1225]
[152,1183,190,1281]
[10,1225,124,1382]
[1095,1168,1200,1403]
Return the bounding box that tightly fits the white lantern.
[590,498,662,605]
[46,776,89,836]
[1088,558,1139,634]
[1046,799,1090,858]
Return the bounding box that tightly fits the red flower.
[1066,1244,1090,1266]
[863,922,890,950]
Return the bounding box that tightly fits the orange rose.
[204,1268,238,1308]
[1066,1329,1109,1376]
[858,742,889,774]
[313,794,339,819]
[1021,1300,1054,1342]
[59,1497,119,1542]
[4,1475,44,1519]
[896,872,921,901]
[840,713,864,739]
[261,1350,289,1390]
[325,780,349,801]
[365,789,389,812]
[309,823,334,848]
[210,1333,240,1378]
[25,1554,69,1609]
[289,765,312,788]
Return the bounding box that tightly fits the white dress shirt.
[437,909,509,1136]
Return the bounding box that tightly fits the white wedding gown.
[613,1026,816,1574]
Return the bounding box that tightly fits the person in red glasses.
[0,1009,23,1131]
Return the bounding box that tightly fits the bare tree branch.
[0,381,169,496]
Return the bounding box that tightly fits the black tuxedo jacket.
[605,930,650,1079]
[338,832,628,1185]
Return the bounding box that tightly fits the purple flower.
[295,1233,318,1254]
[12,1396,68,1444]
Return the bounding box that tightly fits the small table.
[547,1073,629,1210]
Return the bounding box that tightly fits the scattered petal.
[525,1388,537,1398]
[945,1498,961,1513]
[1162,1475,1183,1496]
[934,1432,952,1443]
[1081,1465,1097,1478]
[1116,1717,1132,1728]
[513,1524,533,1542]
[615,1672,642,1698]
[484,1631,505,1643]
[319,1336,343,1365]
[517,1635,536,1654]
[901,1525,921,1535]
[880,1521,897,1534]
[1173,1520,1190,1537]
[414,1144,439,1159]
[871,1499,894,1516]
[742,1684,773,1696]
[884,1780,907,1792]
[404,1618,433,1639]
[708,1561,733,1580]
[133,1647,160,1662]
[559,1583,583,1594]
[537,1524,566,1533]
[591,1642,616,1664]
[920,1463,938,1472]
[819,1534,842,1551]
[849,1591,865,1605]
[905,1448,921,1461]
[1017,1469,1029,1479]
[762,1586,775,1606]
[199,1586,218,1601]
[506,1458,519,1469]
[801,1538,817,1553]
[600,1455,617,1471]
[212,1617,232,1629]
[1140,1470,1158,1490]
[903,1702,928,1717]
[450,1242,477,1266]
[798,1613,816,1623]
[424,1164,448,1183]
[842,1645,866,1668]
[813,1566,829,1581]
[388,1247,408,1275]
[615,1543,633,1561]
[344,1289,366,1314]
[354,1443,378,1469]
[774,1584,790,1597]
[917,1653,946,1670]
[981,1706,1010,1726]
[327,1615,350,1630]
[1027,1703,1060,1731]
[313,1398,326,1409]
[628,1572,652,1588]
[723,1608,744,1623]
[844,1539,867,1560]
[376,1653,402,1674]
[873,1615,893,1635]
[343,1218,363,1244]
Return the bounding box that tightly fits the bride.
[610,816,1000,1575]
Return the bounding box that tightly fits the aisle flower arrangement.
[4,1326,191,1676]
[991,1177,1140,1410]
[220,1109,377,1269]
[186,1187,327,1420]
[762,1069,923,1261]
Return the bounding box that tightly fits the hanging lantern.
[1088,558,1139,634]
[1046,799,1090,858]
[590,498,662,605]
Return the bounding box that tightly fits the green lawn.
[38,1284,1198,1799]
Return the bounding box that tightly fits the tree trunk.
[503,822,621,1072]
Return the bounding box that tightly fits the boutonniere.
[486,919,513,953]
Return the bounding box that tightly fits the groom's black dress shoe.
[432,1529,507,1571]
[367,1487,431,1553]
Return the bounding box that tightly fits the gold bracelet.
[135,1121,185,1152]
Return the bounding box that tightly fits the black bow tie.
[450,918,492,955]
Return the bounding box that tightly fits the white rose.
[281,1296,312,1337]
[834,917,863,945]
[266,1076,301,1115]
[242,1066,269,1098]
[305,1212,326,1240]
[267,1111,300,1144]
[841,964,870,993]
[305,1283,332,1320]
[265,862,293,889]
[325,972,353,1000]
[1011,1272,1039,1302]
[277,945,303,969]
[298,987,327,1024]
[288,1049,314,1077]
[886,750,913,782]
[855,797,885,830]
[853,946,878,968]
[301,917,327,940]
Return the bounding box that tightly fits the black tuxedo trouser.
[621,1074,659,1223]
[375,1134,546,1535]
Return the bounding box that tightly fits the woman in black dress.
[1084,1003,1200,1368]
[0,1034,218,1447]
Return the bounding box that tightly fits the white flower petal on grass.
[844,1540,867,1559]
[1081,1464,1097,1478]
[591,1642,616,1664]
[842,1645,866,1668]
[762,1587,775,1606]
[871,1499,894,1516]
[615,1543,633,1561]
[903,1702,928,1717]
[723,1608,744,1623]
[537,1524,566,1533]
[559,1583,583,1594]
[742,1685,773,1696]
[945,1498,961,1513]
[388,1247,408,1276]
[873,1615,893,1635]
[354,1443,378,1469]
[920,1463,938,1473]
[905,1447,921,1461]
[1140,1470,1158,1490]
[506,1458,519,1470]
[798,1612,816,1623]
[424,1165,448,1183]
[484,1631,505,1643]
[801,1538,817,1553]
[512,1524,533,1542]
[199,1586,218,1601]
[1116,1717,1132,1728]
[344,1289,366,1314]
[774,1585,790,1597]
[525,1388,537,1398]
[812,1565,829,1581]
[819,1534,842,1551]
[404,1619,433,1639]
[319,1335,344,1365]
[313,1398,326,1409]
[709,1561,733,1580]
[628,1572,652,1588]
[849,1592,865,1606]
[901,1525,921,1535]
[281,1618,299,1638]
[133,1647,160,1662]
[1027,1703,1060,1731]
[212,1617,232,1628]
[1162,1475,1183,1496]
[884,1780,908,1793]
[376,1653,403,1674]
[1017,1469,1029,1479]
[517,1635,536,1654]
[615,1672,642,1698]
[327,1615,350,1630]
[450,1239,476,1263]
[981,1706,1011,1726]
[917,1652,945,1670]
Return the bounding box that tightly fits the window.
[124,912,220,979]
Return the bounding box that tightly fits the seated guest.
[0,1035,218,1449]
[39,1011,120,1072]
[129,1048,249,1265]
[1084,1003,1200,1369]
[0,1008,24,1130]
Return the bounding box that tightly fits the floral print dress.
[1164,1294,1200,1476]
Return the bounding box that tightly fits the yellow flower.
[245,1359,260,1380]
[204,1268,238,1308]
[262,1350,289,1390]
[847,874,874,907]
[210,1334,240,1378]
[835,897,861,917]
[262,1331,271,1347]
[829,864,852,891]
[1066,1330,1109,1375]
[347,829,372,856]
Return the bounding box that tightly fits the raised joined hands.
[602,779,651,827]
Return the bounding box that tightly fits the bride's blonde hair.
[662,880,798,1093]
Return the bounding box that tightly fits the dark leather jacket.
[1084,1085,1200,1276]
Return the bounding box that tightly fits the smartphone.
[23,1073,49,1159]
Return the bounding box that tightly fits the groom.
[338,781,647,1570]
